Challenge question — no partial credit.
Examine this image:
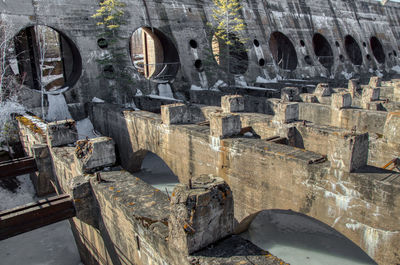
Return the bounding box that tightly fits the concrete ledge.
[209,112,241,138]
[47,119,78,147]
[221,95,244,113]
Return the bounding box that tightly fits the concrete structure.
[14,76,400,265]
[2,0,400,105]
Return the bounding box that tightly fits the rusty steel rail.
[0,157,38,179]
[0,194,75,240]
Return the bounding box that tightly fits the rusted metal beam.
[0,194,75,240]
[0,157,38,179]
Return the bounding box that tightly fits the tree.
[209,0,248,76]
[91,0,135,92]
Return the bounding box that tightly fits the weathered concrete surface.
[3,0,400,105]
[90,103,400,265]
[47,119,78,147]
[30,144,55,196]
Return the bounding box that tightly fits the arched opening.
[13,25,82,92]
[135,151,179,195]
[370,36,385,64]
[344,35,363,66]
[211,33,248,74]
[312,33,334,69]
[269,32,298,71]
[130,27,180,82]
[239,210,376,265]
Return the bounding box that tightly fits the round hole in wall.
[366,54,371,61]
[97,38,108,49]
[253,39,260,47]
[362,42,367,47]
[312,33,334,69]
[269,31,298,71]
[188,8,192,12]
[344,35,363,65]
[300,40,305,47]
[258,58,265,66]
[103,65,115,79]
[130,27,180,81]
[393,50,398,57]
[189,39,198,49]
[304,55,313,65]
[339,54,345,62]
[13,25,82,92]
[370,36,385,64]
[335,41,340,47]
[194,59,203,70]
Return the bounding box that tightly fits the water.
[135,152,179,196]
[241,210,377,265]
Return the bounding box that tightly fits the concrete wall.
[2,0,400,105]
[90,103,400,265]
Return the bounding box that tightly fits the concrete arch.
[269,31,298,71]
[344,35,363,66]
[236,209,377,264]
[312,33,334,69]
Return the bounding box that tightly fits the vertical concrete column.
[47,119,78,147]
[161,103,190,125]
[314,83,332,104]
[369,76,382,88]
[331,92,352,109]
[361,86,380,109]
[221,95,244,113]
[169,175,234,255]
[30,144,55,196]
[348,79,361,98]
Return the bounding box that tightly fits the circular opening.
[335,41,340,47]
[362,42,367,47]
[258,58,265,66]
[130,27,180,81]
[269,31,298,71]
[370,37,385,64]
[13,25,82,92]
[344,35,363,65]
[189,39,198,49]
[97,38,108,49]
[366,54,371,61]
[212,33,248,74]
[339,54,345,62]
[312,33,334,69]
[194,59,203,70]
[304,55,313,65]
[393,50,397,57]
[253,39,260,47]
[300,40,305,47]
[103,65,114,79]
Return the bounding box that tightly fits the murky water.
[240,210,377,265]
[135,152,180,196]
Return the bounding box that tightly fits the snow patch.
[0,174,36,211]
[92,97,105,103]
[341,71,354,80]
[158,83,174,99]
[190,85,204,91]
[0,97,26,142]
[392,65,400,74]
[76,118,97,140]
[256,76,278,83]
[46,94,72,121]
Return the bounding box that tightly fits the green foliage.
[208,0,248,76]
[91,0,135,90]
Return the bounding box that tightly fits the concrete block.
[74,137,116,173]
[169,175,233,255]
[47,119,78,147]
[348,79,361,97]
[369,76,382,88]
[383,112,400,144]
[270,99,299,123]
[281,87,301,102]
[70,175,99,228]
[299,93,318,103]
[209,112,241,138]
[362,87,380,102]
[30,144,55,196]
[331,92,352,109]
[314,83,332,97]
[328,132,369,172]
[221,95,244,112]
[161,103,191,125]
